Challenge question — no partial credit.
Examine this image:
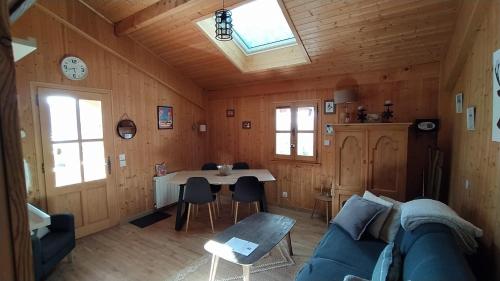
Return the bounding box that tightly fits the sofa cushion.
[402,224,476,281]
[332,195,388,240]
[371,242,402,281]
[379,196,402,243]
[295,257,370,281]
[312,224,386,278]
[363,191,394,239]
[41,231,75,263]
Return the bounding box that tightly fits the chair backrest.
[233,176,262,202]
[233,162,250,170]
[184,177,213,203]
[201,162,218,170]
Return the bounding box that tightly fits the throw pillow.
[343,275,369,281]
[363,191,394,239]
[371,242,402,281]
[379,196,403,243]
[332,195,388,240]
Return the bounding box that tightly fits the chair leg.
[234,202,239,224]
[216,196,221,217]
[248,203,251,213]
[254,202,259,213]
[311,199,318,218]
[196,204,199,217]
[325,201,330,225]
[186,203,192,232]
[208,203,215,233]
[231,200,234,217]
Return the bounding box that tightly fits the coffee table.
[204,212,296,281]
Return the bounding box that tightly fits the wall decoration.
[155,163,167,177]
[226,109,235,117]
[366,113,381,123]
[60,55,88,80]
[325,124,334,135]
[467,106,475,131]
[158,106,173,129]
[242,121,251,129]
[456,92,463,113]
[493,49,500,142]
[324,100,336,114]
[415,119,439,132]
[117,119,137,139]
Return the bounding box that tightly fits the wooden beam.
[115,0,191,36]
[0,0,33,280]
[440,0,491,91]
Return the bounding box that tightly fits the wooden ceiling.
[81,0,459,90]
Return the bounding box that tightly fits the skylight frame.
[230,0,298,55]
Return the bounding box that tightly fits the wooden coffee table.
[204,212,296,281]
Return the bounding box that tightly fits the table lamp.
[334,89,357,123]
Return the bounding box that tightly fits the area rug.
[173,241,305,281]
[129,211,170,228]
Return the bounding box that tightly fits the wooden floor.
[46,203,328,281]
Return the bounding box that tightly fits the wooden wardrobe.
[331,123,410,216]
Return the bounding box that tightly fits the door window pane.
[47,96,78,141]
[297,107,315,131]
[79,99,103,140]
[297,133,314,156]
[276,133,291,155]
[276,107,291,131]
[52,142,81,187]
[82,141,106,182]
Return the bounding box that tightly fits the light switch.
[323,139,331,146]
[119,154,126,167]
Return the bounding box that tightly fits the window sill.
[270,159,321,166]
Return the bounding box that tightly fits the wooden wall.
[438,0,500,278]
[12,5,207,221]
[207,63,440,212]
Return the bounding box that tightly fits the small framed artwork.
[242,121,251,129]
[324,100,336,114]
[226,109,235,117]
[155,163,167,177]
[456,93,463,113]
[158,106,173,129]
[467,106,475,131]
[325,124,334,135]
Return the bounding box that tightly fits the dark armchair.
[31,213,76,281]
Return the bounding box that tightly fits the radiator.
[153,172,179,209]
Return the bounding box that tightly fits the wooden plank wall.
[207,63,440,212]
[12,7,207,221]
[438,1,500,279]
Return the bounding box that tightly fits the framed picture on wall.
[242,121,251,129]
[456,93,463,113]
[158,106,173,129]
[324,100,336,114]
[325,124,334,135]
[226,109,235,117]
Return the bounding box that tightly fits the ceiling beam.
[115,0,191,36]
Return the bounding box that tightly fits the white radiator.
[153,173,179,209]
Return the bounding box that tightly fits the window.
[274,102,318,161]
[231,0,297,54]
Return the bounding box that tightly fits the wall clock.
[60,56,88,80]
[415,119,439,132]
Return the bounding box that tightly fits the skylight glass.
[231,0,297,54]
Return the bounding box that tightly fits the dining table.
[170,169,276,231]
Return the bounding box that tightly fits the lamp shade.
[334,89,357,104]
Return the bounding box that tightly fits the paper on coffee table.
[225,237,258,256]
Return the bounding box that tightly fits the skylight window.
[231,0,297,54]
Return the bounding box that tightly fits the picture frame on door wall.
[493,49,500,142]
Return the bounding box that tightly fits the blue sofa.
[31,214,76,281]
[295,223,476,281]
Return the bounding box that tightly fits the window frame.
[273,101,319,162]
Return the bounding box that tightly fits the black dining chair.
[230,162,250,216]
[201,162,221,216]
[233,176,263,224]
[184,177,216,233]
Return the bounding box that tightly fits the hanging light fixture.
[215,0,233,41]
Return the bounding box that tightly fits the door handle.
[107,156,112,175]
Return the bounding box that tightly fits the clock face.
[60,56,88,80]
